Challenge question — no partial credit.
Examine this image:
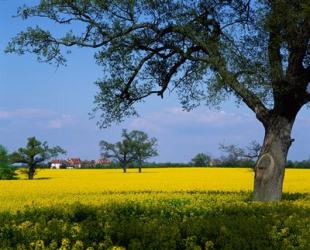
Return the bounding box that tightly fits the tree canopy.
[100,129,135,173]
[11,137,66,179]
[125,130,158,172]
[6,0,310,128]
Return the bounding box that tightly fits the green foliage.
[125,130,158,172]
[0,145,9,168]
[286,159,310,168]
[6,1,310,128]
[0,192,309,249]
[0,166,17,180]
[10,137,66,179]
[190,153,211,167]
[0,145,17,180]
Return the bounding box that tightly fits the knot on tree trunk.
[255,153,275,183]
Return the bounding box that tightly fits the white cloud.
[164,107,253,125]
[130,117,165,133]
[0,107,75,129]
[129,107,255,133]
[0,111,9,119]
[0,108,53,119]
[47,114,75,129]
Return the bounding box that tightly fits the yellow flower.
[0,168,308,211]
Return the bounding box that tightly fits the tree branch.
[268,31,284,83]
[192,36,270,124]
[218,68,270,124]
[120,49,165,99]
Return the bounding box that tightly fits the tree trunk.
[28,167,35,180]
[138,166,142,173]
[123,167,127,173]
[253,116,294,201]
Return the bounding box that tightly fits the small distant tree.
[10,137,66,180]
[0,145,17,180]
[100,130,135,173]
[126,130,158,173]
[190,153,211,167]
[100,129,158,173]
[219,141,261,167]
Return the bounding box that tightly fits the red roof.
[68,158,81,164]
[51,160,62,164]
[96,158,112,164]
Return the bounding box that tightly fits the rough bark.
[28,167,35,180]
[253,116,295,201]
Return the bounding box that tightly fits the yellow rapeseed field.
[0,167,309,211]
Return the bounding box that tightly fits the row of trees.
[191,141,261,167]
[1,130,157,179]
[2,134,308,181]
[100,129,158,173]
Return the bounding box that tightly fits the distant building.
[51,158,109,169]
[50,160,66,169]
[67,158,81,168]
[96,158,112,165]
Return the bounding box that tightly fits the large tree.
[6,0,310,200]
[11,137,66,179]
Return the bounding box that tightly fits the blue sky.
[1,1,309,162]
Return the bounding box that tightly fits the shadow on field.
[103,171,159,174]
[16,177,52,181]
[32,177,52,180]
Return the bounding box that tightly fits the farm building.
[50,160,66,169]
[96,158,112,164]
[67,158,81,168]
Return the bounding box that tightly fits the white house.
[50,160,63,169]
